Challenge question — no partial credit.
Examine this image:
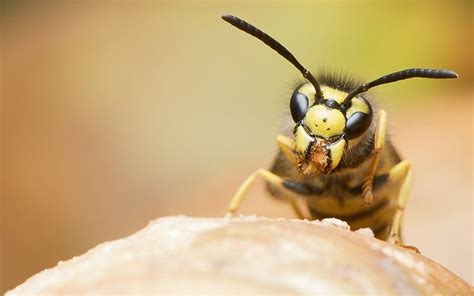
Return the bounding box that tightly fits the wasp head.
[290,84,373,175]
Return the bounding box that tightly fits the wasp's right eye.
[290,91,309,122]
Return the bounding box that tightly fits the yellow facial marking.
[304,105,345,139]
[295,125,313,154]
[346,97,370,118]
[297,83,316,104]
[320,86,348,104]
[328,138,346,170]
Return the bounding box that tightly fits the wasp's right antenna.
[222,14,324,101]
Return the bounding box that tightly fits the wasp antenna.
[221,14,323,101]
[343,68,459,105]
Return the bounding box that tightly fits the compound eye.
[345,112,372,139]
[290,91,309,123]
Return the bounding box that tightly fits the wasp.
[221,15,458,245]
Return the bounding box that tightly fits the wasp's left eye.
[290,91,309,122]
[345,112,372,139]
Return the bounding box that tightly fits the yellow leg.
[387,160,413,246]
[226,168,306,219]
[362,110,387,205]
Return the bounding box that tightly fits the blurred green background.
[1,1,472,292]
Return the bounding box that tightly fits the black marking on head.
[322,117,327,122]
[323,99,340,109]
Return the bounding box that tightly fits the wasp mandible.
[222,15,458,245]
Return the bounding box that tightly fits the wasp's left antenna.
[343,68,459,106]
[222,14,323,101]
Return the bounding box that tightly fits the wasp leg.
[226,169,308,219]
[362,110,387,205]
[276,134,298,166]
[387,160,413,247]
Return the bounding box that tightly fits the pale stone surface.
[7,216,472,295]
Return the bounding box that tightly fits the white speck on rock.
[321,218,351,230]
[355,227,375,238]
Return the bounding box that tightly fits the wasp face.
[290,84,373,175]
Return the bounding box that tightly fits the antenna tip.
[444,70,459,78]
[221,15,234,22]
